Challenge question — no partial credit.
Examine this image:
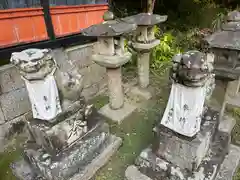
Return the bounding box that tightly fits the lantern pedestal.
[122,13,166,100]
[92,52,137,124]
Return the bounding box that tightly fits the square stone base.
[11,135,122,180]
[129,86,152,100]
[155,107,218,171]
[125,131,236,180]
[99,103,137,124]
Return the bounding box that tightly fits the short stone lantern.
[81,11,137,123]
[122,13,167,99]
[204,10,240,121]
[125,50,240,180]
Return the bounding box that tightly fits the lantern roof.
[81,11,137,37]
[121,13,167,26]
[204,10,240,51]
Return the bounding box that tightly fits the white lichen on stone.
[171,166,184,180]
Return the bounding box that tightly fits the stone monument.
[81,11,137,123]
[122,13,167,99]
[10,48,122,180]
[125,50,240,180]
[204,10,240,121]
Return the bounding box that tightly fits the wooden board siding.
[0,4,108,48]
[50,4,108,37]
[0,8,48,48]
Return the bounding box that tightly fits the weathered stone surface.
[224,78,240,107]
[82,83,99,101]
[132,131,229,180]
[0,88,30,121]
[0,105,5,125]
[204,11,240,50]
[70,135,122,180]
[218,115,236,135]
[156,108,218,171]
[66,43,94,69]
[0,115,26,152]
[132,40,160,51]
[0,64,24,94]
[137,52,150,88]
[12,135,122,180]
[92,52,132,68]
[99,103,137,124]
[122,13,167,26]
[81,20,137,37]
[80,63,106,89]
[126,165,152,180]
[106,68,124,109]
[53,48,74,72]
[216,144,240,180]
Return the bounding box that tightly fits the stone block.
[216,144,240,180]
[125,166,152,180]
[12,135,122,180]
[66,43,94,69]
[53,48,74,72]
[80,63,106,88]
[0,64,24,94]
[135,131,229,180]
[0,88,31,121]
[0,115,26,152]
[99,103,137,124]
[156,110,218,171]
[218,115,236,135]
[82,83,99,101]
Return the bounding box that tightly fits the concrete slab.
[99,103,137,124]
[129,86,152,100]
[216,144,240,180]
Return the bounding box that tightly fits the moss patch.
[89,95,109,110]
[0,136,25,180]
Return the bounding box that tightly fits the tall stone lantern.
[81,11,137,123]
[204,10,240,120]
[122,13,167,99]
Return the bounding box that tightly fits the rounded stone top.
[103,11,115,21]
[122,13,167,26]
[170,50,211,87]
[11,49,50,64]
[81,20,137,37]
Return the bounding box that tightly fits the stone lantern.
[122,13,167,99]
[81,11,137,123]
[204,10,240,120]
[125,50,240,180]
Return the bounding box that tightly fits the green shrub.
[151,31,181,71]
